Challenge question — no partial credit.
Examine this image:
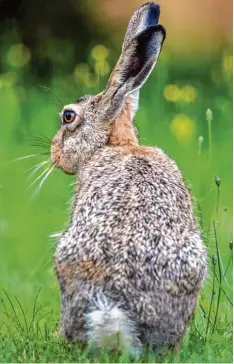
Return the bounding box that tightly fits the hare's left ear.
[101,3,166,118]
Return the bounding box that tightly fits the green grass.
[0,46,232,362]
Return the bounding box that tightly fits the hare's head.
[51,2,166,174]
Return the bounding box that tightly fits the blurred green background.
[0,0,232,362]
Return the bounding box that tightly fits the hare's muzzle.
[51,133,61,166]
[51,131,75,175]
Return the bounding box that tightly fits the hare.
[51,2,207,355]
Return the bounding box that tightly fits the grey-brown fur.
[51,2,207,353]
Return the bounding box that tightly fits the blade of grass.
[3,290,22,331]
[14,296,28,333]
[28,287,42,331]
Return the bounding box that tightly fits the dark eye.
[62,110,76,123]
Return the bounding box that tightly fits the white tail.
[85,293,142,356]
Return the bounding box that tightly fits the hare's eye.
[63,110,76,123]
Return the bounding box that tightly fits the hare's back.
[75,146,195,235]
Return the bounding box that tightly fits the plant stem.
[208,119,212,161]
[212,221,222,333]
[216,186,220,218]
[206,109,213,162]
[205,257,216,340]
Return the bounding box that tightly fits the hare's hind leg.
[58,288,88,343]
[85,292,142,356]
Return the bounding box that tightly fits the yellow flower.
[164,84,197,103]
[170,114,196,142]
[6,43,31,68]
[181,85,197,103]
[91,45,109,61]
[163,84,181,102]
[94,60,110,76]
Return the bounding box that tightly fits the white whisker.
[25,160,50,180]
[9,153,43,163]
[28,166,51,190]
[31,164,56,199]
[37,84,52,91]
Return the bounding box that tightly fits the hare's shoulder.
[87,145,183,180]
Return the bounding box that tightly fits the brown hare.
[51,2,207,356]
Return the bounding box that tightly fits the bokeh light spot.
[164,84,197,103]
[170,114,196,142]
[222,54,233,81]
[94,60,110,76]
[6,43,31,68]
[73,63,90,83]
[91,45,109,61]
[181,85,197,103]
[3,72,18,87]
[73,63,98,88]
[163,84,181,102]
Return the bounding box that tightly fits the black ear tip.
[139,2,161,26]
[139,2,160,15]
[140,2,160,10]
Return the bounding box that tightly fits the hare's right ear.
[101,3,166,118]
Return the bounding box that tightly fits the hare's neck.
[108,94,138,147]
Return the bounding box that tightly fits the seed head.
[206,108,213,121]
[215,176,221,188]
[198,136,204,143]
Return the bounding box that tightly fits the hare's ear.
[119,24,165,93]
[102,3,166,117]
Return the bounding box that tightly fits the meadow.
[0,42,233,362]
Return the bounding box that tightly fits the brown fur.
[108,97,138,147]
[118,145,161,158]
[56,260,108,294]
[78,260,108,283]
